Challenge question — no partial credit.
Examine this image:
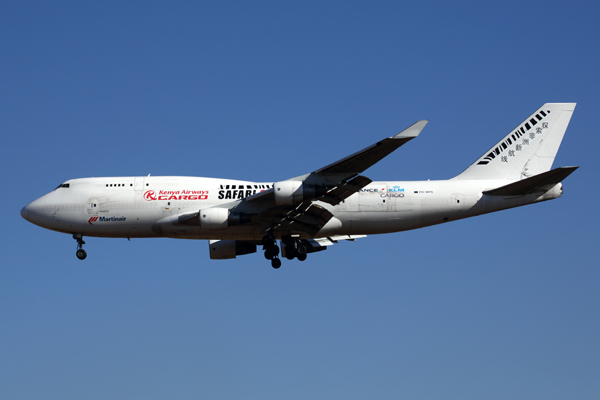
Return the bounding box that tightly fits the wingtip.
[393,120,428,139]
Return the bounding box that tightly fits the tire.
[297,253,307,262]
[76,249,87,260]
[264,249,273,259]
[271,258,282,269]
[285,245,296,260]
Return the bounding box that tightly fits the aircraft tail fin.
[453,103,576,181]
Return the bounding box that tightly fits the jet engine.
[199,208,252,230]
[274,181,327,205]
[209,240,257,259]
[200,208,229,229]
[274,181,303,205]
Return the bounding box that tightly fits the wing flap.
[308,235,367,247]
[261,202,334,236]
[320,175,372,205]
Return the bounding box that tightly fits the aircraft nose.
[21,196,59,228]
[20,205,30,221]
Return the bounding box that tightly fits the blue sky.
[2,1,599,399]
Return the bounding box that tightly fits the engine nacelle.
[209,240,257,259]
[199,208,252,230]
[200,208,229,230]
[274,180,304,205]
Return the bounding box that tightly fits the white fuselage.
[21,176,561,240]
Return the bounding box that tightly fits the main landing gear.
[262,236,281,269]
[282,236,307,262]
[263,235,309,268]
[73,234,87,260]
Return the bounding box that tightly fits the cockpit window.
[54,183,70,190]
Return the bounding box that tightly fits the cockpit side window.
[54,183,70,190]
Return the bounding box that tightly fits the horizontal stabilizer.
[483,166,578,196]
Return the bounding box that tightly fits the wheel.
[76,249,87,260]
[264,249,273,260]
[284,245,296,260]
[271,258,282,269]
[297,244,307,255]
[297,253,307,261]
[264,245,280,260]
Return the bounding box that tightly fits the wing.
[218,120,427,236]
[249,119,427,207]
[313,120,428,177]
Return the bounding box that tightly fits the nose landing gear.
[73,234,87,260]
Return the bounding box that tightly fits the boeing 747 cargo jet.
[21,103,578,268]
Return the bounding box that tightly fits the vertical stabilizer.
[453,103,576,180]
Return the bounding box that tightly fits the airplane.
[21,103,578,269]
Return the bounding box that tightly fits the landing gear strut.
[73,234,87,260]
[262,235,281,269]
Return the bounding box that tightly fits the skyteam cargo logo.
[88,216,127,225]
[382,185,405,198]
[143,190,209,201]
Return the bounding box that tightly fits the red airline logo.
[143,190,208,201]
[144,190,157,201]
[88,217,98,225]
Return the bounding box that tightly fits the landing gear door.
[134,177,145,194]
